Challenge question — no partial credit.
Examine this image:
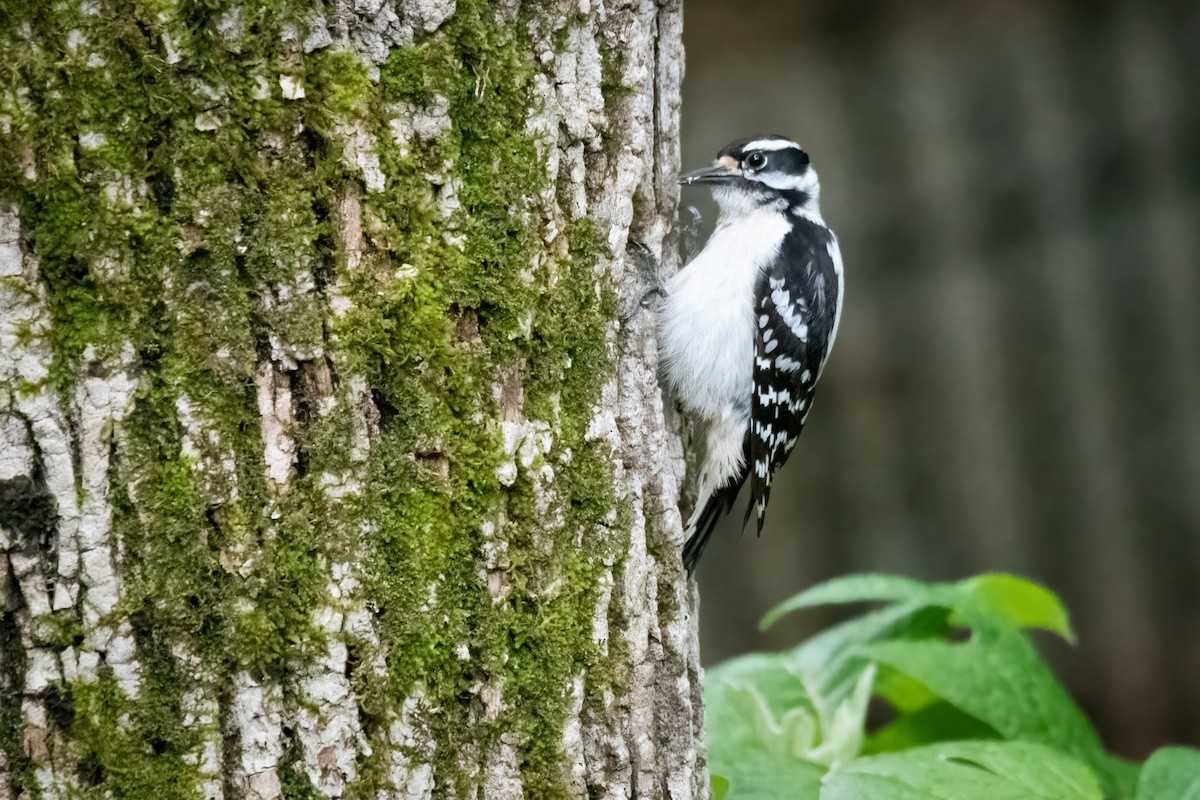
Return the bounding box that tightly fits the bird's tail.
[682,468,748,574]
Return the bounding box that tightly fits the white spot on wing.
[770,282,810,341]
[775,355,803,373]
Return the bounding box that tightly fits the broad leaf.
[761,574,952,630]
[708,652,818,722]
[871,665,942,713]
[1136,747,1200,800]
[704,653,824,799]
[708,752,823,800]
[709,574,1142,800]
[863,622,1120,794]
[863,701,999,754]
[706,655,874,773]
[956,574,1075,643]
[821,741,1102,800]
[763,573,1073,643]
[784,603,950,705]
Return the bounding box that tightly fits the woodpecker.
[658,135,844,573]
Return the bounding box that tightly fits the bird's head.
[680,135,820,218]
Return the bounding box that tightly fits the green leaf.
[711,774,730,800]
[763,573,1074,643]
[933,740,1103,799]
[863,701,999,755]
[708,652,817,722]
[871,665,942,713]
[712,574,1134,799]
[863,623,1122,794]
[1136,747,1200,800]
[821,741,1102,800]
[956,574,1075,643]
[1101,754,1142,800]
[706,655,874,771]
[761,574,952,630]
[709,750,824,800]
[865,628,1096,749]
[704,666,825,800]
[784,603,950,705]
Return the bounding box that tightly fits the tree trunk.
[0,1,700,798]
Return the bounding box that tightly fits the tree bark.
[0,1,700,798]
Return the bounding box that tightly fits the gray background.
[681,0,1200,759]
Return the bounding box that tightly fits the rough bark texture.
[0,1,700,798]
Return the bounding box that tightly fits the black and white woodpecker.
[658,135,844,573]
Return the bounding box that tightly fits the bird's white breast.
[658,208,792,419]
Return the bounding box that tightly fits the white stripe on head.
[742,138,801,152]
[757,169,818,191]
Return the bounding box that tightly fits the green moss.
[335,1,631,788]
[72,672,201,800]
[0,609,38,800]
[279,741,326,800]
[30,613,86,651]
[598,33,637,102]
[308,48,376,121]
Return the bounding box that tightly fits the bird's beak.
[679,157,739,186]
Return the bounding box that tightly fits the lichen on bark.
[0,0,696,797]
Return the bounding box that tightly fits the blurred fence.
[682,0,1200,758]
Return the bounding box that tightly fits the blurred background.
[681,0,1200,759]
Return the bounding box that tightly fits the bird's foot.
[620,240,667,321]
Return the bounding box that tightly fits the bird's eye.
[745,152,767,171]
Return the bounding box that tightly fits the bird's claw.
[640,286,667,308]
[620,240,665,321]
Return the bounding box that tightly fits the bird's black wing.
[745,223,841,534]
